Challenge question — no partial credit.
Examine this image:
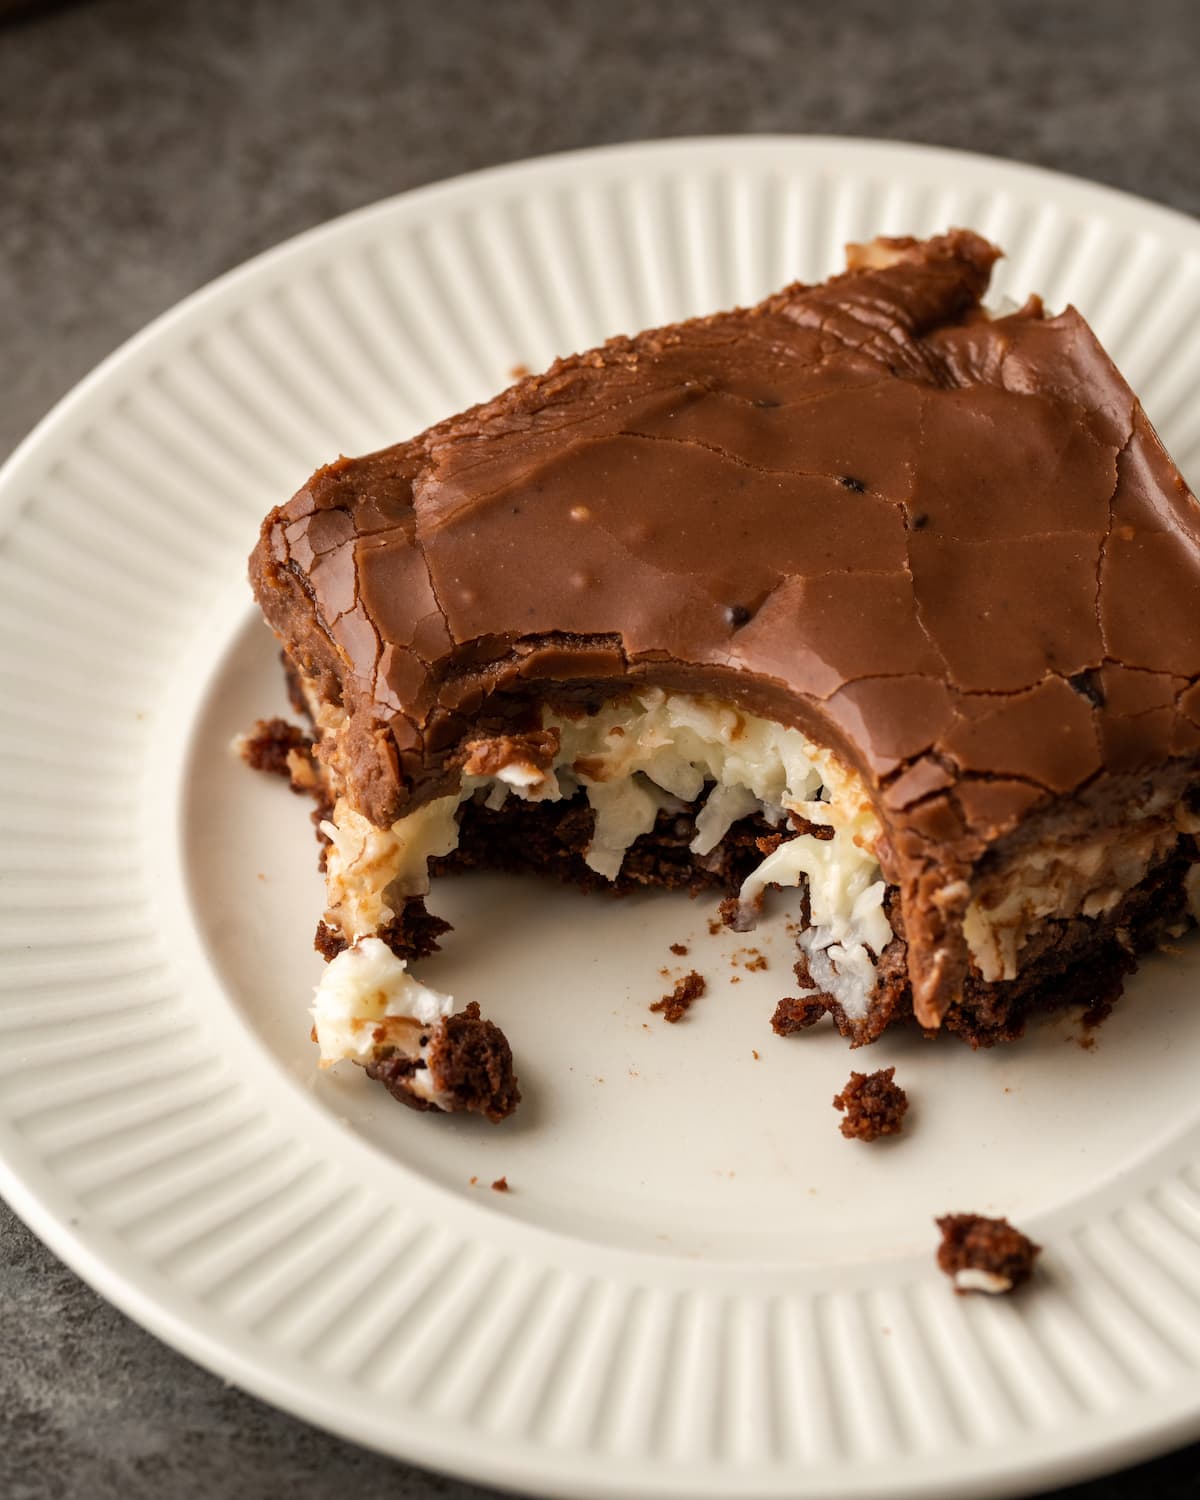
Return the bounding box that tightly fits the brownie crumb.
[314,919,348,961]
[469,1175,478,1186]
[314,900,452,965]
[377,898,453,962]
[755,832,783,856]
[707,918,723,936]
[771,995,831,1034]
[935,1213,1041,1294]
[239,717,312,780]
[669,942,689,956]
[832,1066,908,1141]
[651,971,706,1023]
[242,713,336,870]
[369,1006,520,1122]
[751,1049,760,1060]
[491,1176,509,1192]
[428,1003,521,1122]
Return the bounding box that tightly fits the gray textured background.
[3,1,1200,1496]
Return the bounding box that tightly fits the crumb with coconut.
[936,1213,1041,1294]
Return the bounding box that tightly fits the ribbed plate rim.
[2,134,1200,1500]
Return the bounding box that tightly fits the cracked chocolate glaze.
[250,231,1200,1025]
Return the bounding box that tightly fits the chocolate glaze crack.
[251,231,1200,1030]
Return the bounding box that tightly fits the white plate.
[3,136,1200,1500]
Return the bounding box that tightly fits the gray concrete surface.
[2,0,1200,1495]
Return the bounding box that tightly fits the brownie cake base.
[439,792,1196,1049]
[852,845,1195,1048]
[242,713,1196,1052]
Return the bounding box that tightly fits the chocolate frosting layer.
[250,231,1200,1021]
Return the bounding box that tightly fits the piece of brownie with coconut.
[245,229,1200,1119]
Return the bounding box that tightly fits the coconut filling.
[312,689,891,1067]
[954,1268,1017,1295]
[311,934,458,1107]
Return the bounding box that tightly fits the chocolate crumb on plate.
[651,971,706,1023]
[237,716,311,779]
[832,1066,908,1141]
[491,1176,509,1193]
[771,996,831,1034]
[669,942,689,956]
[428,1003,521,1122]
[936,1213,1041,1294]
[717,896,742,930]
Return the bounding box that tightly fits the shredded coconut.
[321,689,892,1022]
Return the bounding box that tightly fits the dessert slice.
[248,230,1200,1118]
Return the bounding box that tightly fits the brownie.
[245,229,1200,1114]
